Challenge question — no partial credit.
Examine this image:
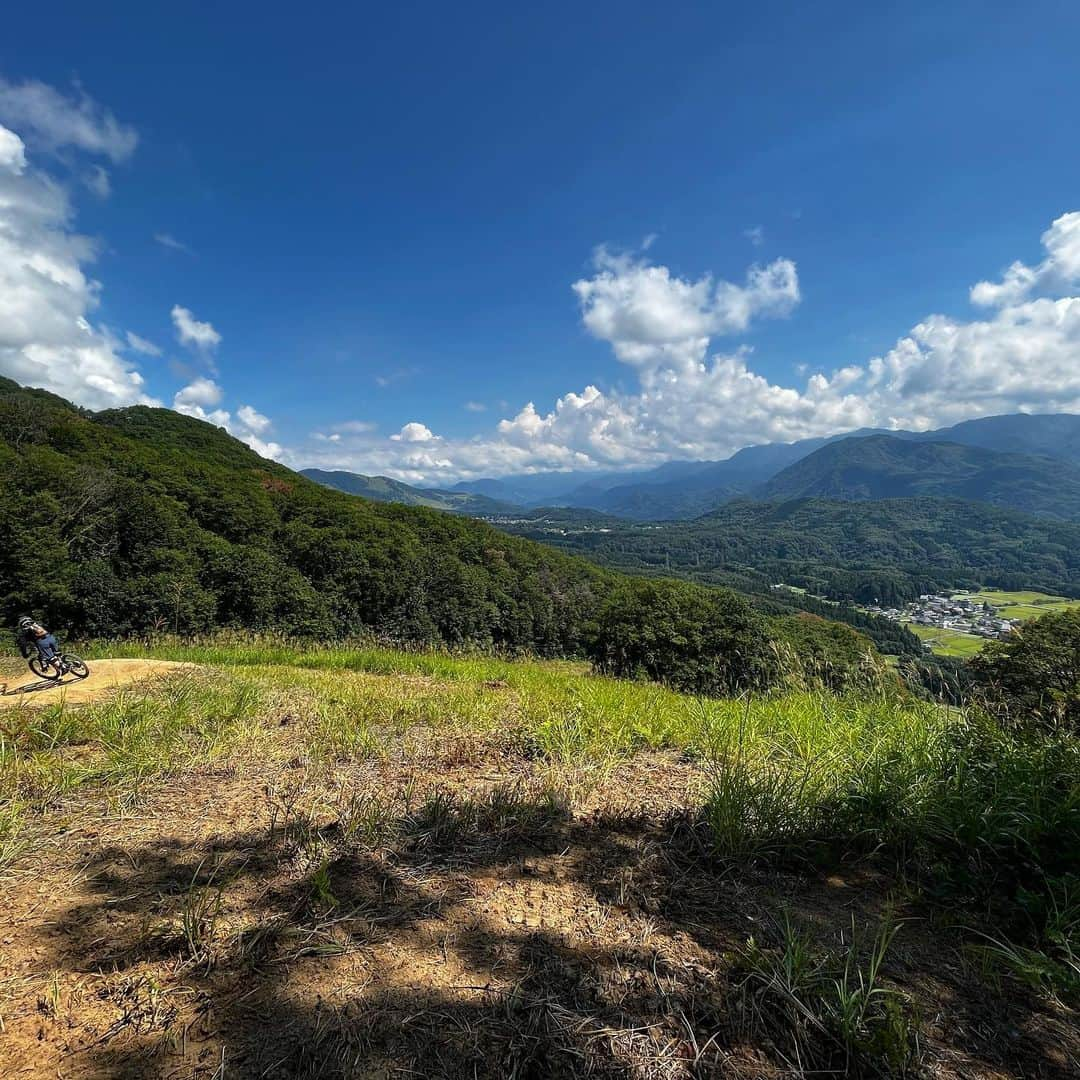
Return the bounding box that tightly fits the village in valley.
[868,594,1018,641]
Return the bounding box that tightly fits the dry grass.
[0,644,1076,1078]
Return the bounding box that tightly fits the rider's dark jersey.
[16,624,47,658]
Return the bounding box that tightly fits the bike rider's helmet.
[17,616,33,630]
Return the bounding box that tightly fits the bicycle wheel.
[29,656,61,680]
[62,654,90,679]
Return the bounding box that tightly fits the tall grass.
[0,671,273,847]
[695,698,1080,999]
[8,635,1078,1002]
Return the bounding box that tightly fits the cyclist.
[16,616,59,665]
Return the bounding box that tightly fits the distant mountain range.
[304,413,1080,522]
[300,469,517,515]
[760,435,1080,519]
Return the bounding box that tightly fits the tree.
[586,578,776,696]
[970,610,1080,731]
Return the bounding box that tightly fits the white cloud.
[125,330,161,356]
[82,164,110,198]
[971,212,1080,307]
[0,124,26,173]
[174,376,223,410]
[171,304,221,349]
[744,225,765,247]
[173,379,284,461]
[464,400,486,412]
[155,232,192,254]
[391,422,436,443]
[299,216,1080,484]
[572,248,799,370]
[0,77,137,161]
[236,404,271,435]
[0,114,155,409]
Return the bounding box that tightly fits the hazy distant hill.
[568,434,885,519]
[301,469,516,515]
[915,413,1080,463]
[304,414,1080,522]
[472,413,1080,521]
[760,435,1080,518]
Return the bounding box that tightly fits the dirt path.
[0,658,194,707]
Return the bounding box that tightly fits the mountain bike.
[28,651,90,681]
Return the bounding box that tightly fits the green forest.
[2,377,885,696]
[499,497,1080,606]
[0,378,611,655]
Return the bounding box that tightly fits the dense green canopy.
[0,378,609,654]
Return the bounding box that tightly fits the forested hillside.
[0,378,611,652]
[761,435,1080,517]
[497,497,1080,606]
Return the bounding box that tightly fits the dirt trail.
[0,657,194,707]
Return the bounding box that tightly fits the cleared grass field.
[954,589,1080,623]
[905,623,988,657]
[1,639,1077,1078]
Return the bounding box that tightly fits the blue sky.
[2,1,1080,482]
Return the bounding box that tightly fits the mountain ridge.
[760,435,1080,518]
[424,413,1080,520]
[301,469,517,515]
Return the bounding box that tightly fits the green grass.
[904,623,987,657]
[4,635,1078,1006]
[954,589,1080,623]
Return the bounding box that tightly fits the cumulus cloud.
[391,422,436,443]
[0,123,26,173]
[0,119,156,408]
[171,304,221,349]
[174,376,223,410]
[0,77,137,161]
[236,404,271,435]
[173,378,284,460]
[300,216,1080,484]
[971,212,1080,307]
[573,248,799,370]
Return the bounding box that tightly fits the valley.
[2,375,1079,1078]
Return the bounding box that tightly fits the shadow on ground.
[31,789,1077,1080]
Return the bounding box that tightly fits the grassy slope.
[1,640,1077,1079]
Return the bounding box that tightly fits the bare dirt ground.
[0,659,194,708]
[1,699,1077,1080]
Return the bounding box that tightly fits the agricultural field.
[904,589,1080,659]
[904,624,987,658]
[953,590,1080,623]
[0,642,1077,1079]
